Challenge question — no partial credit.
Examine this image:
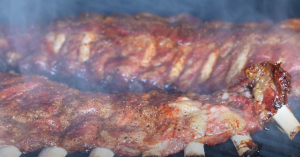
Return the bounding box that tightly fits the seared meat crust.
[0,62,291,156]
[0,72,259,156]
[0,13,300,96]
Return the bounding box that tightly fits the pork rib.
[0,62,293,156]
[1,13,300,96]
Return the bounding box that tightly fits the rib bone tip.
[231,133,258,157]
[0,145,22,157]
[38,146,67,157]
[273,105,300,140]
[142,150,161,157]
[89,147,114,157]
[184,142,205,157]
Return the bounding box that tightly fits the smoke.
[0,0,300,26]
[0,1,300,157]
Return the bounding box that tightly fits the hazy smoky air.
[0,1,300,157]
[0,0,300,25]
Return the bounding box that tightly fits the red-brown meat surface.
[0,13,299,97]
[0,62,291,156]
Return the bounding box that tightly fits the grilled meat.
[0,13,299,96]
[0,62,291,156]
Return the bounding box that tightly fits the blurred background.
[1,0,300,26]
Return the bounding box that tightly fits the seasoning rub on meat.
[0,62,299,157]
[1,13,300,97]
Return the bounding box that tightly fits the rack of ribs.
[1,13,300,98]
[0,62,299,157]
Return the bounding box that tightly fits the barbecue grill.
[1,0,300,157]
